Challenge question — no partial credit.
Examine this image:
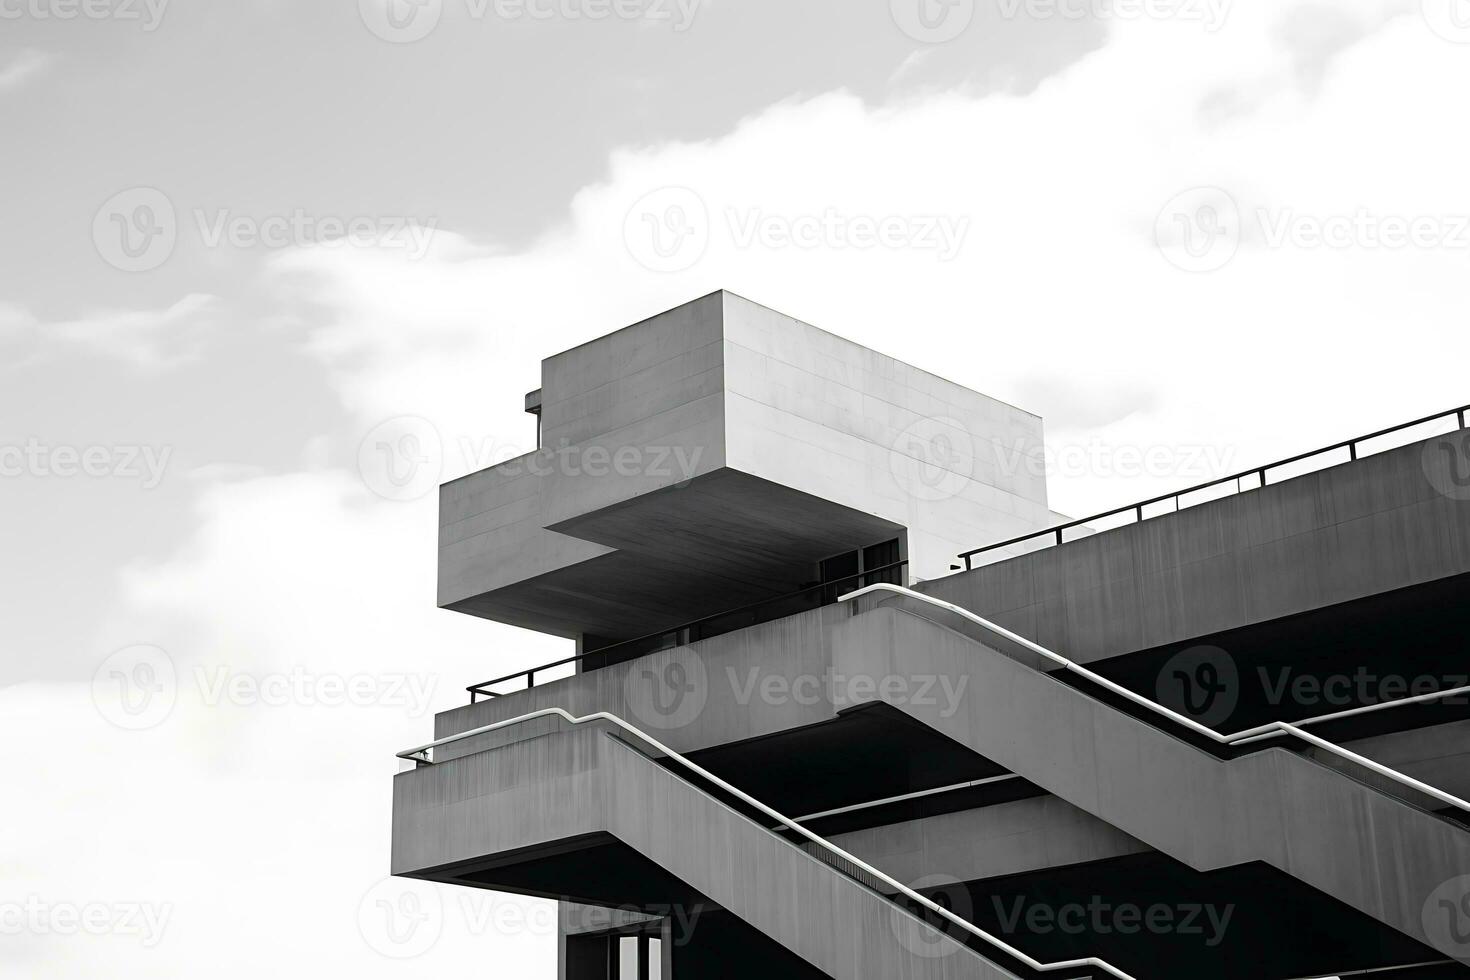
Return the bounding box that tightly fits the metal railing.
[957,403,1470,571]
[466,560,907,703]
[840,583,1470,816]
[397,706,1137,980]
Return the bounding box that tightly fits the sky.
[3,0,1470,975]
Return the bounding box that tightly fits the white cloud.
[1,293,220,369]
[0,49,52,93]
[16,4,1470,976]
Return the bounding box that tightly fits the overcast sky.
[5,0,1469,976]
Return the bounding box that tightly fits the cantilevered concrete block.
[439,290,1054,641]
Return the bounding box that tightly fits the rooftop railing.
[957,403,1470,571]
[840,583,1470,819]
[465,559,907,703]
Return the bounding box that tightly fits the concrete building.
[393,291,1470,979]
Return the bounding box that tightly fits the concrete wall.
[393,724,1022,980]
[924,435,1470,665]
[436,291,1055,640]
[720,293,1053,582]
[833,602,1470,962]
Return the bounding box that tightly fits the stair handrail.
[397,705,1137,980]
[840,583,1470,815]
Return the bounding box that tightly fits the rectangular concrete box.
[439,290,1055,642]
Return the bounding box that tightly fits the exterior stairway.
[392,722,1041,980]
[831,596,1470,964]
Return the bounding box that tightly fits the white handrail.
[397,706,1137,980]
[839,583,1470,815]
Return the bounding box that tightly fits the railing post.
[526,670,534,689]
[1135,505,1143,522]
[1348,441,1357,461]
[1055,528,1063,546]
[965,555,972,571]
[1459,409,1465,429]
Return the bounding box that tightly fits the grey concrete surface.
[832,602,1470,962]
[924,435,1470,666]
[825,794,1149,890]
[392,724,1024,980]
[439,291,1055,640]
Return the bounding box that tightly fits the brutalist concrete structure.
[394,291,1470,979]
